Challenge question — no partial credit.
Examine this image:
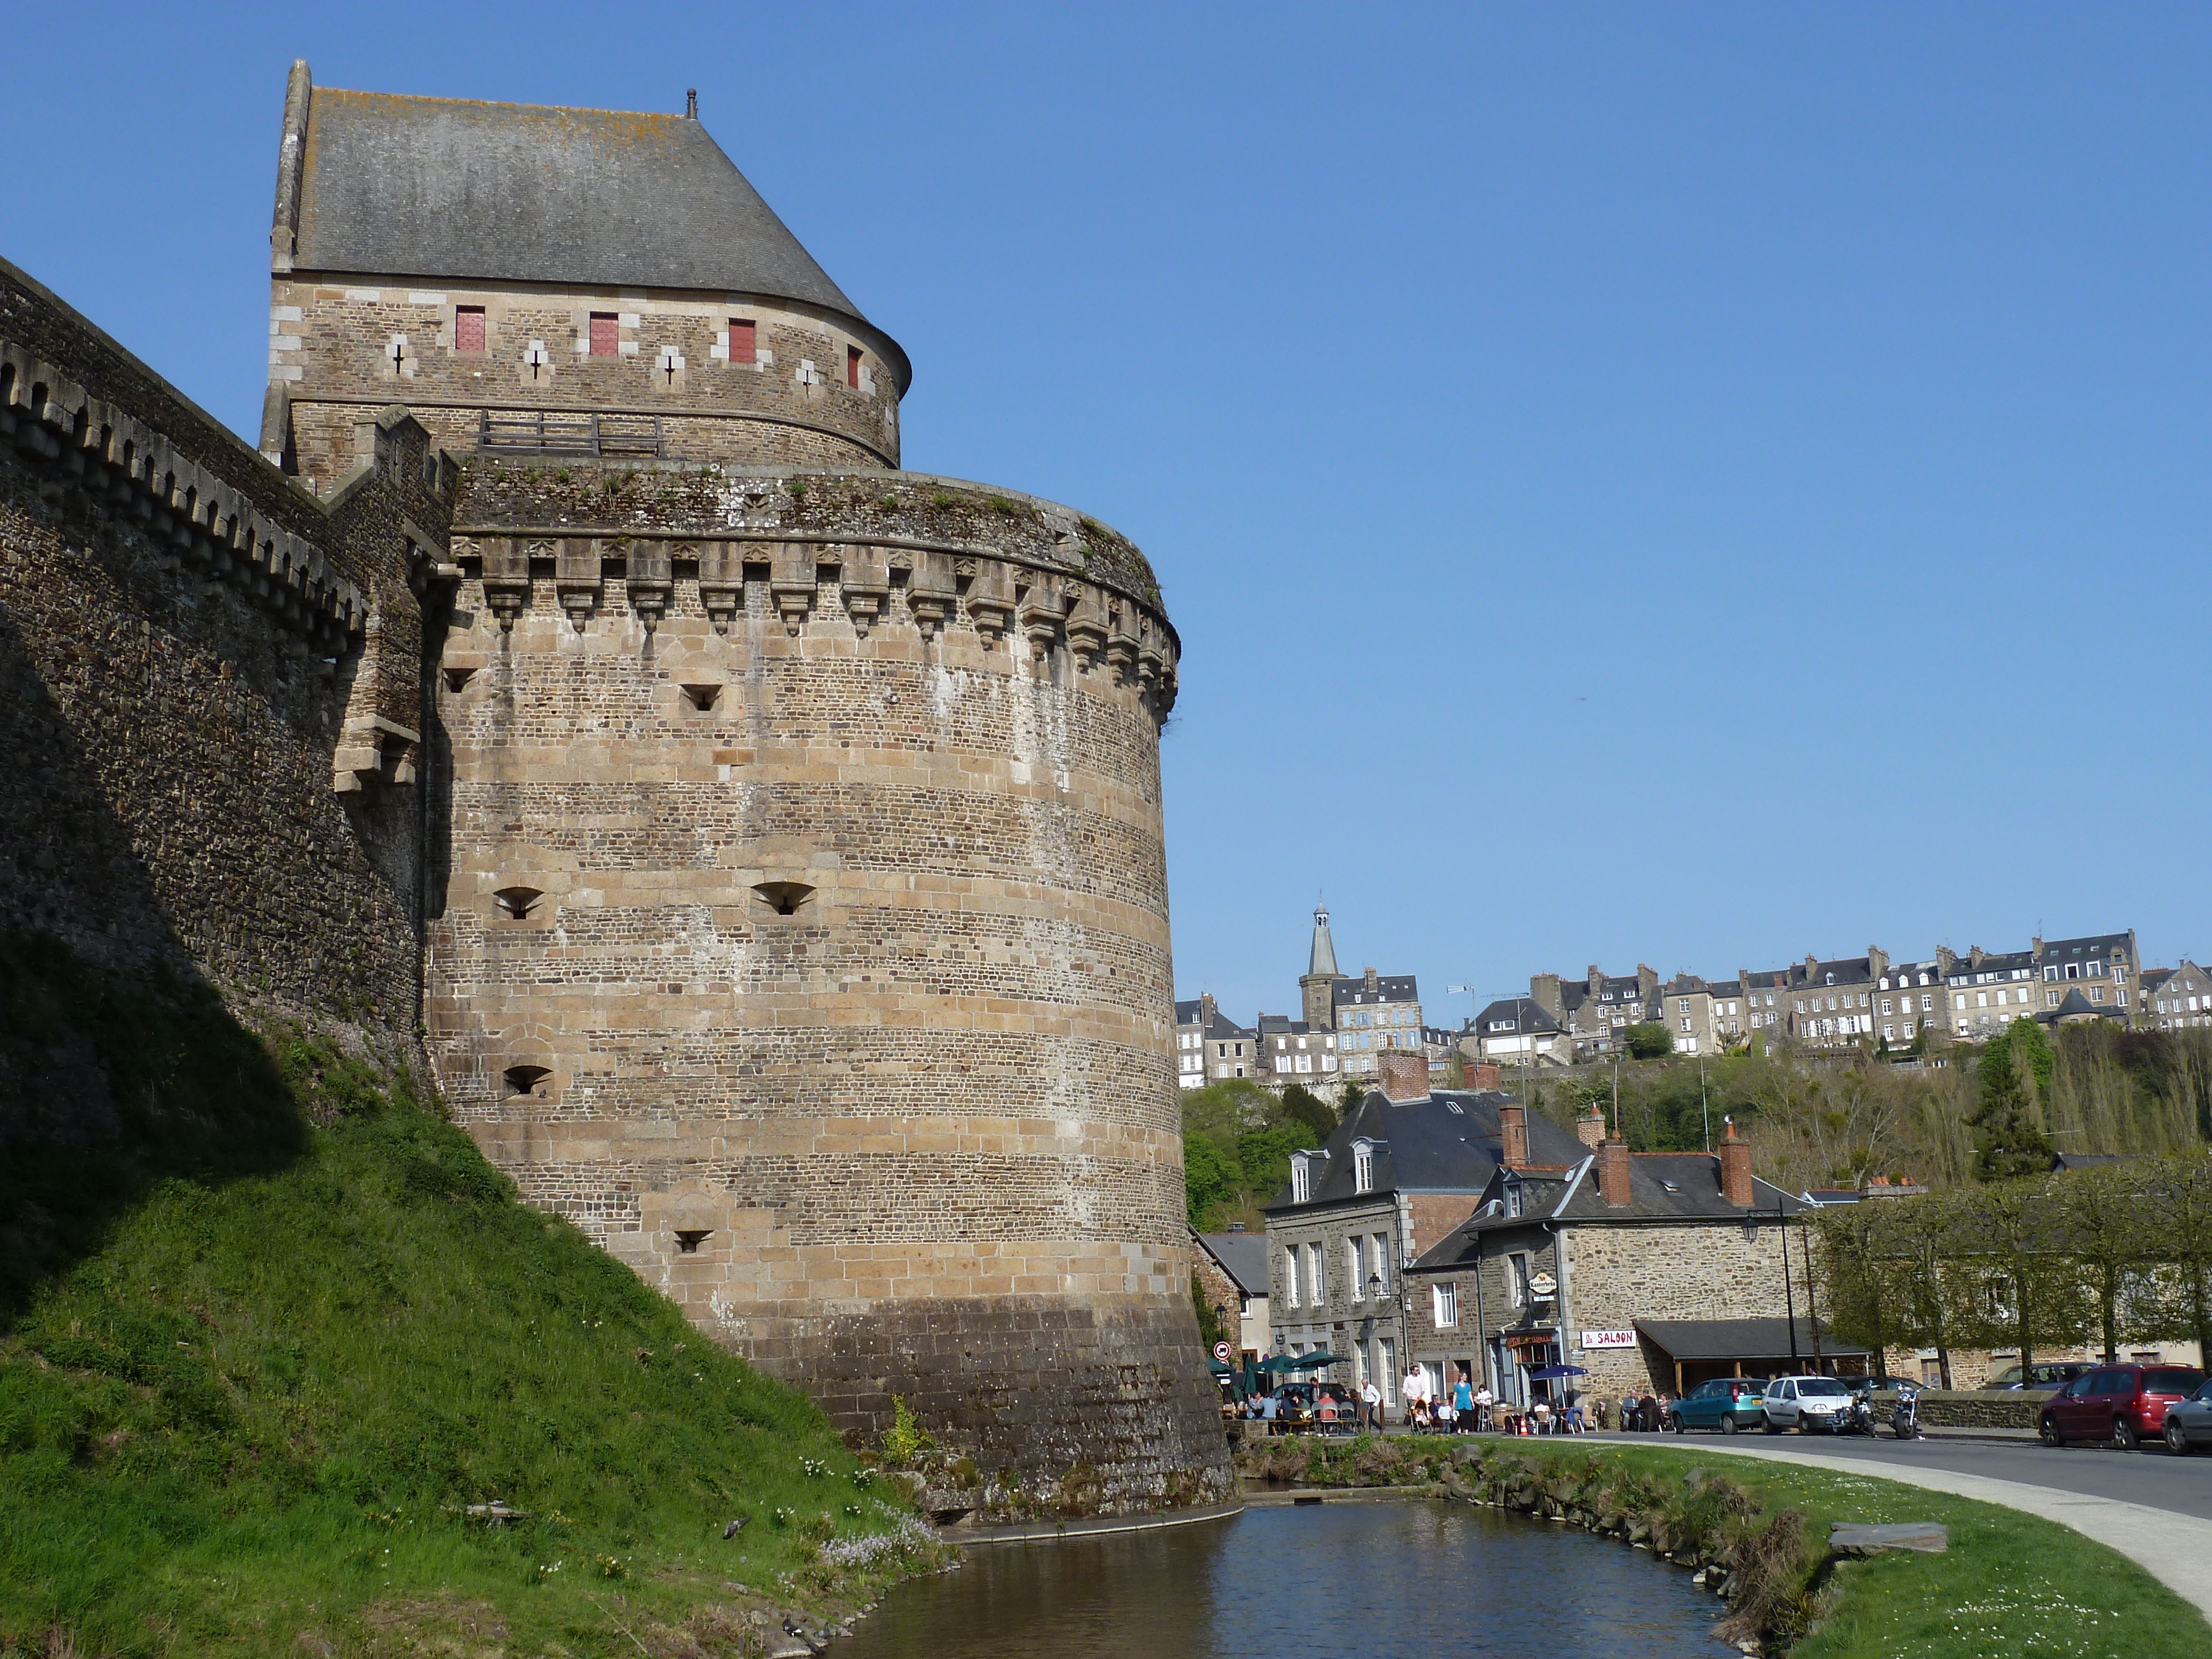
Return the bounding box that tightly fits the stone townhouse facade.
[1660,974,1750,1056]
[1255,1011,1340,1088]
[1775,950,1888,1048]
[1332,967,1424,1080]
[1871,958,1943,1047]
[1530,963,1660,1057]
[2032,931,2140,1021]
[2143,959,2212,1029]
[1176,993,1258,1086]
[1939,946,2044,1039]
[1261,1052,1584,1408]
[1406,1124,1818,1407]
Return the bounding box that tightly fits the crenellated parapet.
[448,461,1180,719]
[0,338,368,654]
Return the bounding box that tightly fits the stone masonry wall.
[424,451,1222,1510]
[1564,1222,1796,1399]
[272,281,898,488]
[0,255,441,1105]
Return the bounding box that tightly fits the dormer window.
[1503,1175,1522,1219]
[1353,1141,1374,1194]
[1291,1155,1311,1205]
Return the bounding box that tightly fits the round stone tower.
[265,65,1226,1509]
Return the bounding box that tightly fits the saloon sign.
[1581,1329,1639,1350]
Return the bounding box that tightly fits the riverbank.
[1234,1434,2208,1656]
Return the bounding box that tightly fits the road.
[1578,1427,2212,1520]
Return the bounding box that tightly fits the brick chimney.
[1198,991,1216,1027]
[1470,1062,1501,1091]
[1576,1104,1606,1149]
[1498,1101,1528,1168]
[1378,1050,1428,1102]
[1720,1119,1754,1207]
[1597,1138,1632,1207]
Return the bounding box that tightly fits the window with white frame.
[1507,1252,1532,1308]
[1371,1232,1390,1294]
[1306,1243,1324,1307]
[1433,1281,1458,1327]
[1291,1156,1311,1204]
[1348,1237,1364,1300]
[1353,1141,1374,1193]
[1284,1248,1300,1307]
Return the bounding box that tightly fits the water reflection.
[844,1500,1730,1658]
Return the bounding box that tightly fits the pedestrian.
[1473,1381,1495,1433]
[1360,1375,1382,1434]
[1404,1363,1429,1430]
[1452,1371,1475,1433]
[1434,1395,1455,1433]
[1639,1391,1658,1432]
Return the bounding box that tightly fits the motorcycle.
[1839,1385,1877,1437]
[1891,1383,1922,1440]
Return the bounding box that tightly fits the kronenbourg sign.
[1582,1329,1638,1350]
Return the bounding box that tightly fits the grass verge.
[0,933,942,1656]
[1508,1440,2201,1658]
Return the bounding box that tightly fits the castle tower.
[1299,901,1339,1030]
[265,65,1222,1510]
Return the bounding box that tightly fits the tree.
[1624,1022,1674,1060]
[2052,1162,2152,1363]
[1955,1176,2089,1378]
[1969,1020,2055,1180]
[1280,1083,1335,1143]
[1337,1081,1364,1119]
[1183,1133,1237,1230]
[2138,1154,2212,1365]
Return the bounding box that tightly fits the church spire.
[1307,901,1339,980]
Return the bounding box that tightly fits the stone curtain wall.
[424,455,1223,1510]
[0,259,440,1076]
[272,284,900,488]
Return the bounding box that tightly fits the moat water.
[842,1500,1732,1657]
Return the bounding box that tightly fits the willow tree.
[2052,1162,2153,1363]
[2140,1153,2212,1363]
[1955,1176,2089,1376]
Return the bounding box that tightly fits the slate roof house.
[1176,993,1257,1086]
[1192,1228,1271,1363]
[1470,996,1569,1067]
[1404,1120,1854,1407]
[1261,1052,1586,1411]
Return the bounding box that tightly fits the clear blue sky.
[13,4,2210,1026]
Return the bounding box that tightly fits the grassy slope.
[1515,1442,2204,1659]
[0,936,935,1656]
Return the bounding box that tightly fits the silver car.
[1761,1374,1853,1433]
[2163,1378,2212,1453]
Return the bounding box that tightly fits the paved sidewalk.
[1625,1438,2212,1623]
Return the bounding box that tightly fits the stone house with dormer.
[1405,1122,1825,1408]
[1261,1052,1584,1411]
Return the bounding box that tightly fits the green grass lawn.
[0,935,938,1657]
[1514,1441,2205,1659]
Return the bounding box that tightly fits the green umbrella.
[1280,1350,1348,1371]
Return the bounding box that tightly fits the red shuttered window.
[729,319,756,362]
[455,306,486,353]
[847,345,862,388]
[589,312,619,356]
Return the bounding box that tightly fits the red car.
[2038,1365,2205,1450]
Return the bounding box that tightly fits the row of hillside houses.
[1469,929,2206,1067]
[1192,1048,2203,1413]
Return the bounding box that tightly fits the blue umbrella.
[1527,1364,1589,1380]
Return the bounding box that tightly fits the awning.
[1634,1318,1867,1361]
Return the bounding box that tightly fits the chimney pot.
[1720,1120,1755,1207]
[1597,1138,1632,1207]
[1576,1104,1606,1149]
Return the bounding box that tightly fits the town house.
[1404,1119,1844,1409]
[1261,1052,1585,1411]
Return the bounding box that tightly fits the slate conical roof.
[289,80,908,387]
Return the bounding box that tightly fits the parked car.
[1990,1361,2090,1391]
[1761,1375,1854,1433]
[1669,1378,1770,1435]
[2162,1379,2212,1453]
[2038,1365,2206,1449]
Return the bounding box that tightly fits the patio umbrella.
[1281,1350,1348,1370]
[1526,1364,1589,1380]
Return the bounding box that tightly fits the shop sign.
[1528,1271,1558,1298]
[1581,1329,1638,1350]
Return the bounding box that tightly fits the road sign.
[1213,1340,1232,1363]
